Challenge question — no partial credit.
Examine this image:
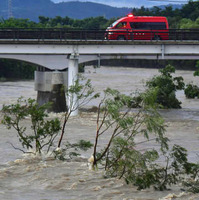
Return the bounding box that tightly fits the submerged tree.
[146,65,184,108]
[91,88,168,169]
[1,75,98,159]
[1,98,61,154]
[90,87,198,190]
[57,75,100,148]
[184,61,199,99]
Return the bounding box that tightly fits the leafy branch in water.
[193,61,199,77]
[184,84,199,99]
[120,144,199,191]
[184,61,199,99]
[91,88,168,168]
[58,75,100,148]
[146,64,185,108]
[54,140,93,160]
[1,97,61,154]
[1,76,98,160]
[90,87,199,191]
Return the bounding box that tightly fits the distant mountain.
[52,0,188,8]
[0,0,132,21]
[158,4,183,9]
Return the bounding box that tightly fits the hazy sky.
[51,0,189,7]
[51,0,135,7]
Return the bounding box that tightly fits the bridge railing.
[0,28,106,40]
[169,29,199,41]
[0,28,198,41]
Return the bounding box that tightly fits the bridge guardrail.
[0,28,198,41]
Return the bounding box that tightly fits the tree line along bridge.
[0,28,198,114]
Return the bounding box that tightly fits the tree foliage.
[0,59,36,81]
[146,65,185,108]
[91,87,168,169]
[90,87,199,191]
[184,61,199,99]
[58,75,100,148]
[1,98,61,154]
[54,140,93,160]
[1,76,97,158]
[179,18,199,29]
[132,1,199,28]
[184,84,199,99]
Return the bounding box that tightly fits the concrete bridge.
[0,39,199,114]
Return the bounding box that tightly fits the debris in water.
[92,186,102,191]
[159,192,187,200]
[88,155,94,170]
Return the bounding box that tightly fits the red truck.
[105,14,169,40]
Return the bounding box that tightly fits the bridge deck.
[0,39,198,45]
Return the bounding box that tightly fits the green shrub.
[54,140,93,160]
[90,87,199,191]
[1,98,61,154]
[146,65,185,108]
[184,84,199,99]
[106,143,198,191]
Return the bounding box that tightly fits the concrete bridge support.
[35,68,68,113]
[34,54,79,115]
[67,54,79,116]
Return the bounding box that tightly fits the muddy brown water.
[0,66,199,200]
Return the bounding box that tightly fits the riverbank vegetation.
[132,1,199,29]
[0,59,36,81]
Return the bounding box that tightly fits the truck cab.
[105,14,169,40]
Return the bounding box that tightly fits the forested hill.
[0,0,131,21]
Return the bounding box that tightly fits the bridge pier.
[34,54,79,115]
[35,68,68,113]
[68,54,79,116]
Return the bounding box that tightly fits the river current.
[0,66,199,200]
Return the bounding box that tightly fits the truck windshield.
[110,21,119,27]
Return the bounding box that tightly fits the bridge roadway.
[0,40,198,70]
[0,39,198,114]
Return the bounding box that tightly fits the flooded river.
[0,66,199,200]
